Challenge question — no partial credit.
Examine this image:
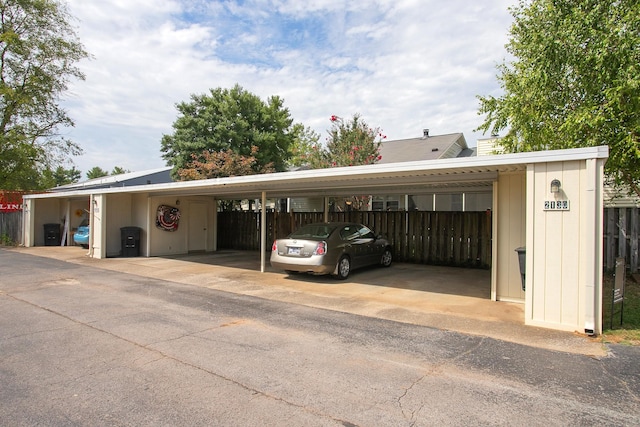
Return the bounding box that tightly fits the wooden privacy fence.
[0,212,22,245]
[604,207,640,273]
[217,210,493,268]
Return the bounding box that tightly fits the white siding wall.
[289,197,325,212]
[91,194,107,259]
[494,172,526,302]
[105,193,133,257]
[525,159,604,334]
[603,183,640,207]
[28,198,62,246]
[476,138,504,156]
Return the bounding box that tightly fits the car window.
[339,225,360,241]
[290,224,334,239]
[357,225,376,239]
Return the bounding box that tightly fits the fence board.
[631,208,639,274]
[0,212,22,245]
[603,207,640,272]
[217,210,495,267]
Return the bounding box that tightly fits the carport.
[22,146,608,334]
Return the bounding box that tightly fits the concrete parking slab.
[10,246,606,356]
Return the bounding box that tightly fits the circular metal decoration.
[156,204,180,231]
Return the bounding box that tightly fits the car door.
[355,225,379,266]
[339,225,363,268]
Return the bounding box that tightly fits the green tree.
[287,123,320,168]
[161,84,296,180]
[476,0,640,195]
[51,165,81,186]
[86,166,108,179]
[306,114,384,169]
[178,146,275,180]
[0,0,88,190]
[305,114,385,210]
[111,166,129,175]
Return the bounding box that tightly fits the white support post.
[490,181,498,301]
[261,191,267,273]
[88,194,95,257]
[584,158,603,335]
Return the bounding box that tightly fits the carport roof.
[25,146,609,200]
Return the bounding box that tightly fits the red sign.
[0,191,24,212]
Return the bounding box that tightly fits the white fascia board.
[24,146,608,200]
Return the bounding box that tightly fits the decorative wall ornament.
[156,204,180,231]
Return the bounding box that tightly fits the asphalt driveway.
[1,247,638,426]
[8,246,605,356]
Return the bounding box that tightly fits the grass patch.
[0,234,17,246]
[602,273,640,345]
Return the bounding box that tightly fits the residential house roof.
[378,132,472,164]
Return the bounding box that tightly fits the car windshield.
[289,224,336,239]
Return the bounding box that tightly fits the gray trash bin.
[515,247,525,291]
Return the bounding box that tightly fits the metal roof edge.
[23,146,609,199]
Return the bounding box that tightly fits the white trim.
[490,180,498,301]
[24,146,609,200]
[524,164,535,326]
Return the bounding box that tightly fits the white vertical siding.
[476,138,504,156]
[525,159,604,333]
[495,172,526,302]
[105,193,133,257]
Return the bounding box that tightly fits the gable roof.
[378,132,470,164]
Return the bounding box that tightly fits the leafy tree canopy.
[161,84,296,179]
[178,146,275,180]
[287,123,320,168]
[110,166,130,175]
[477,0,640,194]
[303,114,384,169]
[42,165,81,187]
[0,0,88,190]
[86,166,108,179]
[298,114,385,211]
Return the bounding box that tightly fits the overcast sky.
[61,0,515,176]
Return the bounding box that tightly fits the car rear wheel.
[335,255,351,280]
[380,248,392,267]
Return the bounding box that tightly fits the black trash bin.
[120,226,141,257]
[515,247,526,291]
[44,223,61,246]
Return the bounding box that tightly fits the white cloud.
[61,0,515,176]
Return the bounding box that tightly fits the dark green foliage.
[0,0,88,190]
[161,84,295,179]
[477,0,640,195]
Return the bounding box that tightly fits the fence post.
[605,209,616,270]
[631,208,639,274]
[618,208,627,262]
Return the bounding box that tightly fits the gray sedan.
[270,222,393,279]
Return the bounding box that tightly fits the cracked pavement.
[1,248,639,426]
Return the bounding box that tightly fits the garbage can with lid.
[515,247,526,291]
[44,223,61,246]
[121,226,141,257]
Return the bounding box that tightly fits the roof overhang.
[25,146,609,201]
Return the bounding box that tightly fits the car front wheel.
[335,255,351,280]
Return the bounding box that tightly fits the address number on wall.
[544,200,570,211]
